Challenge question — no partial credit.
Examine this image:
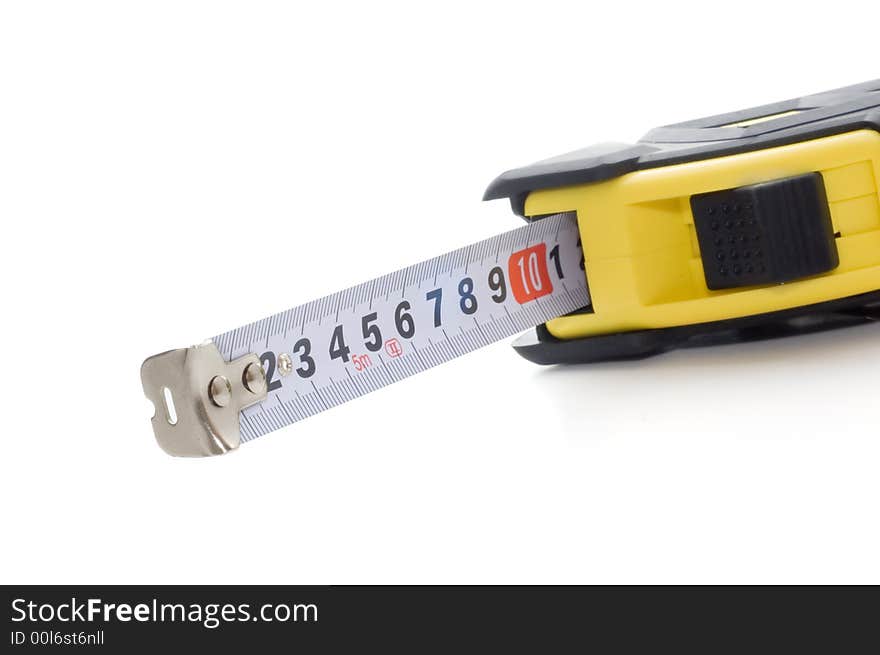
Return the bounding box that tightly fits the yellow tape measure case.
[484,79,880,363]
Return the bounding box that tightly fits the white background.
[2,1,879,584]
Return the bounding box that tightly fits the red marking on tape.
[385,338,403,358]
[508,243,552,304]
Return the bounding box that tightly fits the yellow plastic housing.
[523,130,880,340]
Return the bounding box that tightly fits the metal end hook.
[140,342,267,457]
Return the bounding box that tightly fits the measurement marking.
[209,212,586,444]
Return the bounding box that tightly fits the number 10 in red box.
[508,243,553,304]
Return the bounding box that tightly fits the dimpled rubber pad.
[691,173,838,290]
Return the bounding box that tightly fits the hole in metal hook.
[162,387,178,425]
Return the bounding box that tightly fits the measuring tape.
[143,78,880,456]
[142,212,588,456]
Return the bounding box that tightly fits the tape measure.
[142,212,588,456]
[143,78,880,456]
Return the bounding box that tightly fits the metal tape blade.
[144,212,588,454]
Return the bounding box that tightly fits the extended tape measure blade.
[143,212,589,455]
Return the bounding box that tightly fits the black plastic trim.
[513,291,880,365]
[484,79,880,216]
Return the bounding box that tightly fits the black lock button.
[691,173,839,290]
